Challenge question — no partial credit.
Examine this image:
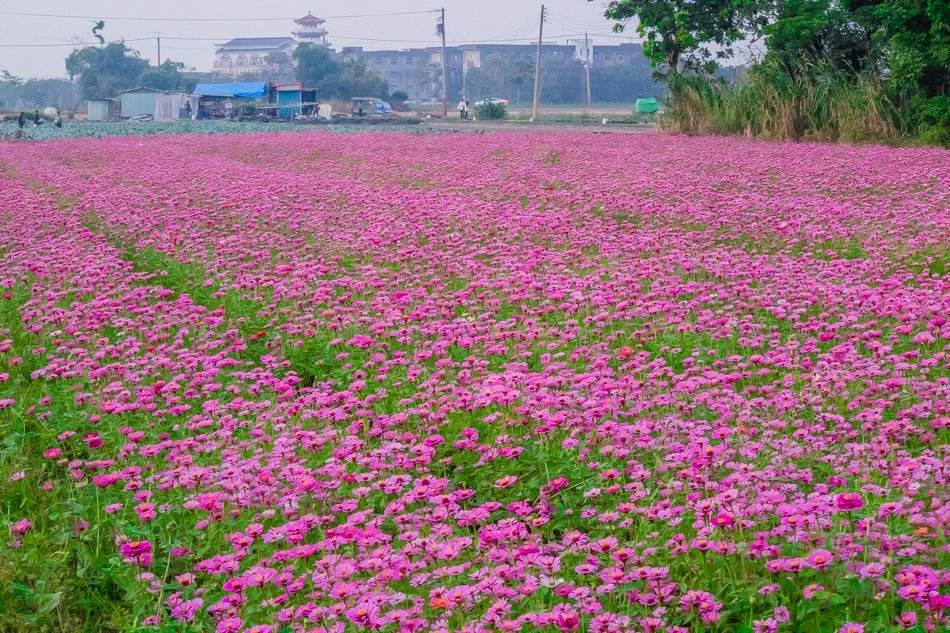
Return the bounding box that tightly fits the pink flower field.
[0,131,948,632]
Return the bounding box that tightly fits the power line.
[0,37,153,48]
[0,9,439,22]
[544,9,615,29]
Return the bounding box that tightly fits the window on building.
[375,57,383,65]
[250,55,260,66]
[220,55,231,66]
[406,58,413,65]
[237,55,247,66]
[391,58,398,65]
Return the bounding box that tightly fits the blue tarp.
[193,82,266,99]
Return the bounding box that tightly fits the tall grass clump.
[664,59,904,144]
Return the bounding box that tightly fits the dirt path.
[420,119,658,134]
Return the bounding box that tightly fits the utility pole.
[438,8,448,118]
[584,32,592,107]
[149,31,162,66]
[531,4,545,122]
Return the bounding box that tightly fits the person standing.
[33,110,42,125]
[17,112,25,129]
[458,99,467,120]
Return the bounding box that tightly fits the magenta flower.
[835,493,864,511]
[806,549,834,569]
[119,540,153,567]
[895,612,917,627]
[774,606,790,623]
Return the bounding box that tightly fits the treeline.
[59,41,392,103]
[65,43,199,99]
[0,72,79,111]
[600,0,949,145]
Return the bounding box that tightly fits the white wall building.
[212,14,330,80]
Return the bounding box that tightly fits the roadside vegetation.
[600,0,949,146]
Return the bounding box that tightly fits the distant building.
[213,13,330,80]
[340,42,649,102]
[209,15,650,103]
[592,43,647,66]
[213,37,297,79]
[341,47,434,101]
[293,12,329,47]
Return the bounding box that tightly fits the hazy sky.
[0,1,638,78]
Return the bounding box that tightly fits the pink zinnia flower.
[806,549,834,569]
[495,475,518,488]
[216,617,243,633]
[119,539,153,567]
[10,519,31,535]
[895,612,917,628]
[835,493,864,511]
[773,606,790,623]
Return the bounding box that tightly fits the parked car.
[474,97,509,107]
[352,97,394,116]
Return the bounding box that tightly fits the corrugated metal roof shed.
[119,87,162,119]
[87,99,113,121]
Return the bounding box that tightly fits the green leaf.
[37,591,63,614]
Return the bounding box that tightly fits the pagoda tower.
[293,12,329,47]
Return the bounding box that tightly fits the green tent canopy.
[635,98,659,113]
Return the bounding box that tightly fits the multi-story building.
[213,13,330,80]
[341,47,435,100]
[211,16,650,102]
[212,37,297,79]
[592,43,646,66]
[341,42,649,102]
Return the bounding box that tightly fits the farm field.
[0,131,948,632]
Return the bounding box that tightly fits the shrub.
[663,59,901,144]
[916,96,950,147]
[474,101,508,120]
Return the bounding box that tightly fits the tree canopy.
[66,42,150,100]
[596,0,949,144]
[293,44,389,99]
[598,0,767,77]
[139,61,194,93]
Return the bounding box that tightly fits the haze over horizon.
[1,1,637,79]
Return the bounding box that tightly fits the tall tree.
[66,42,149,99]
[294,44,346,96]
[595,0,767,78]
[294,44,389,99]
[764,0,871,72]
[843,0,950,98]
[338,59,389,99]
